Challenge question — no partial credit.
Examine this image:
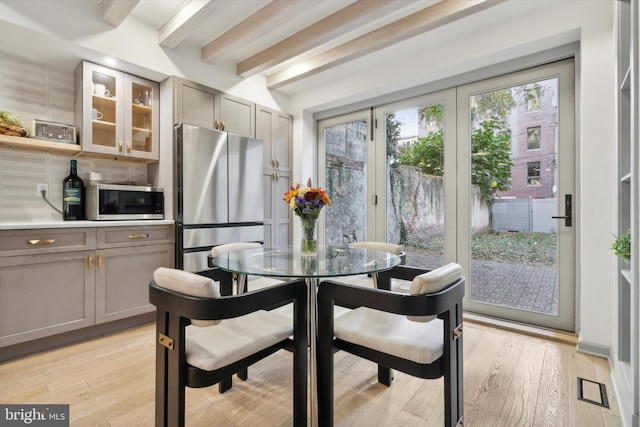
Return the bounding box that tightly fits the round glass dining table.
[209,245,401,426]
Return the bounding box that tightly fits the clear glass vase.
[300,216,318,255]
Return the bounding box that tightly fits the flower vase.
[300,217,318,255]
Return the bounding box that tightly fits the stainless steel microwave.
[86,184,164,220]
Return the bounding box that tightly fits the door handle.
[552,194,572,226]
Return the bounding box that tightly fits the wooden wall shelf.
[0,134,81,155]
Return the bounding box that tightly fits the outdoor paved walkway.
[405,251,558,315]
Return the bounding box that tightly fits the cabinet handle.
[118,140,123,152]
[275,173,279,182]
[220,121,225,131]
[215,119,219,129]
[275,159,280,168]
[271,159,276,167]
[97,253,104,268]
[88,254,94,269]
[28,239,55,245]
[128,233,149,239]
[126,141,132,153]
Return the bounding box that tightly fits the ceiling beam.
[237,0,406,79]
[202,0,306,64]
[100,0,140,27]
[158,0,234,49]
[266,0,506,89]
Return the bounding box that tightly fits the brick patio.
[405,251,559,315]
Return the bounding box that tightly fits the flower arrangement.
[284,179,331,255]
[283,179,331,220]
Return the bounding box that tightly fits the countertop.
[0,220,175,231]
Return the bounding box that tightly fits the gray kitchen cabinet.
[258,105,293,246]
[172,77,255,137]
[75,61,160,161]
[0,228,96,347]
[257,105,292,173]
[95,225,174,323]
[0,224,174,348]
[263,171,292,248]
[218,93,255,137]
[174,77,219,129]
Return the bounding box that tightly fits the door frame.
[456,59,576,331]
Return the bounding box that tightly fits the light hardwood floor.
[0,321,622,426]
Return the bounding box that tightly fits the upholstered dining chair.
[149,267,308,427]
[317,263,465,427]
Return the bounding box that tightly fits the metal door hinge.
[159,333,174,350]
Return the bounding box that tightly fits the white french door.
[457,59,575,331]
[319,59,576,331]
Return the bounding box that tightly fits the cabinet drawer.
[0,228,96,257]
[97,224,175,248]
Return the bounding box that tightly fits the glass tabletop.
[209,245,401,279]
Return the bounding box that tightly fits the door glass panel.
[131,82,153,153]
[386,103,445,269]
[92,71,116,148]
[324,119,368,246]
[469,77,559,315]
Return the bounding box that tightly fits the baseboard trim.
[0,313,155,363]
[576,340,611,359]
[463,312,578,346]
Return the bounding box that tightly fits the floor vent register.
[576,377,609,408]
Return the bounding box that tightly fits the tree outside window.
[526,86,541,111]
[527,126,541,150]
[527,161,541,185]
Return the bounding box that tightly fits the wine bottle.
[63,159,84,220]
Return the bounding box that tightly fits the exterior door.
[457,59,575,331]
[318,110,372,246]
[374,90,458,267]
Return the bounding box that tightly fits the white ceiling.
[0,0,505,94]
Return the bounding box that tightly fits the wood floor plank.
[0,322,621,427]
[532,341,570,426]
[568,348,607,427]
[496,337,545,426]
[462,327,527,425]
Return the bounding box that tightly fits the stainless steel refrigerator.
[174,123,264,273]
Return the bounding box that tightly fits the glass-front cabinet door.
[75,61,159,161]
[125,75,159,160]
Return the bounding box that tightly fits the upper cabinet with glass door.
[74,61,159,161]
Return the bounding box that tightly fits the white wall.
[288,1,617,353]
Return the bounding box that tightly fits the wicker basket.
[0,122,27,137]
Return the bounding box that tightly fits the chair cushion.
[408,263,463,322]
[349,241,403,255]
[185,310,293,371]
[153,267,221,327]
[334,307,443,364]
[210,242,261,257]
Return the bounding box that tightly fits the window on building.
[527,162,541,185]
[527,86,541,111]
[527,126,541,150]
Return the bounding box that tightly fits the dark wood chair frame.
[317,265,465,427]
[149,272,308,427]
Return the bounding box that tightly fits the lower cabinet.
[0,224,174,348]
[0,250,96,347]
[96,227,174,323]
